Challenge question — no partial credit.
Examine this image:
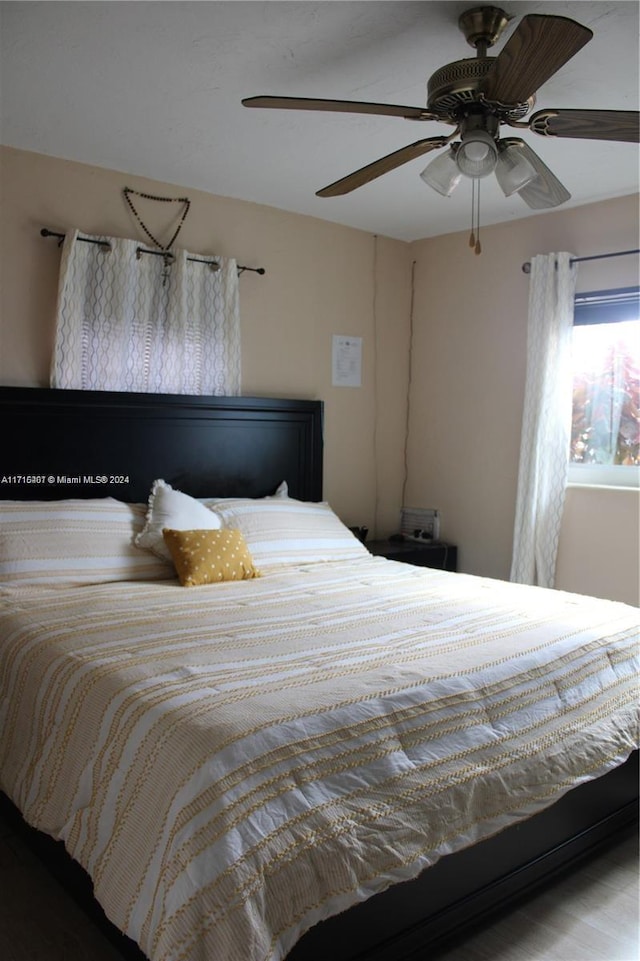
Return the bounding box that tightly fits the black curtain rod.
[521,248,639,274]
[40,228,265,275]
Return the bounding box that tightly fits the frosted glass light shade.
[495,142,538,196]
[456,130,498,178]
[419,148,461,197]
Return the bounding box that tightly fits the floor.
[0,806,637,961]
[0,805,123,961]
[434,828,639,961]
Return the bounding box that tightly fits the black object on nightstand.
[367,538,457,572]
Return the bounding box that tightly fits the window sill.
[567,465,639,490]
[567,482,639,492]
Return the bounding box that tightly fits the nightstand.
[367,539,457,572]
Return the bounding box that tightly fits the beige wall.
[0,145,412,533]
[556,486,639,606]
[407,195,639,603]
[1,145,638,603]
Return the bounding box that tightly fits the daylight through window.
[570,287,639,470]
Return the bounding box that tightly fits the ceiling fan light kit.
[419,146,461,197]
[242,5,639,251]
[457,128,499,179]
[495,141,538,196]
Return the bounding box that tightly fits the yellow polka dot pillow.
[162,528,260,587]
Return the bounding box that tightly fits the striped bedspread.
[1,556,638,961]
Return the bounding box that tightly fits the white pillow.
[0,498,169,586]
[209,497,370,568]
[135,479,222,562]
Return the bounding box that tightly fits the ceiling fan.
[242,5,639,213]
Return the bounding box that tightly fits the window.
[569,286,639,487]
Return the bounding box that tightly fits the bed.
[0,385,638,961]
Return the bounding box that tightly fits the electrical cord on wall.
[401,260,417,510]
[372,233,380,536]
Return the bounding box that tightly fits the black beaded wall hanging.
[123,186,191,283]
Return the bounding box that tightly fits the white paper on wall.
[332,335,362,387]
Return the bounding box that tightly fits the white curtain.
[51,230,241,395]
[510,252,577,588]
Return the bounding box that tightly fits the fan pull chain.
[469,179,476,250]
[469,179,482,255]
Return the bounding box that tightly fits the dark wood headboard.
[0,387,323,503]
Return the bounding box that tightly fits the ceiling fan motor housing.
[428,7,532,124]
[426,58,533,122]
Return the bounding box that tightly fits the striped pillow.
[208,498,370,568]
[0,498,170,586]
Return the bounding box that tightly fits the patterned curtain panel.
[510,252,577,588]
[51,230,241,395]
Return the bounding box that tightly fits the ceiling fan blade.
[316,137,449,197]
[242,96,436,121]
[528,109,640,143]
[501,138,571,209]
[480,15,592,105]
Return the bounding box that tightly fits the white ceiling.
[1,1,638,242]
